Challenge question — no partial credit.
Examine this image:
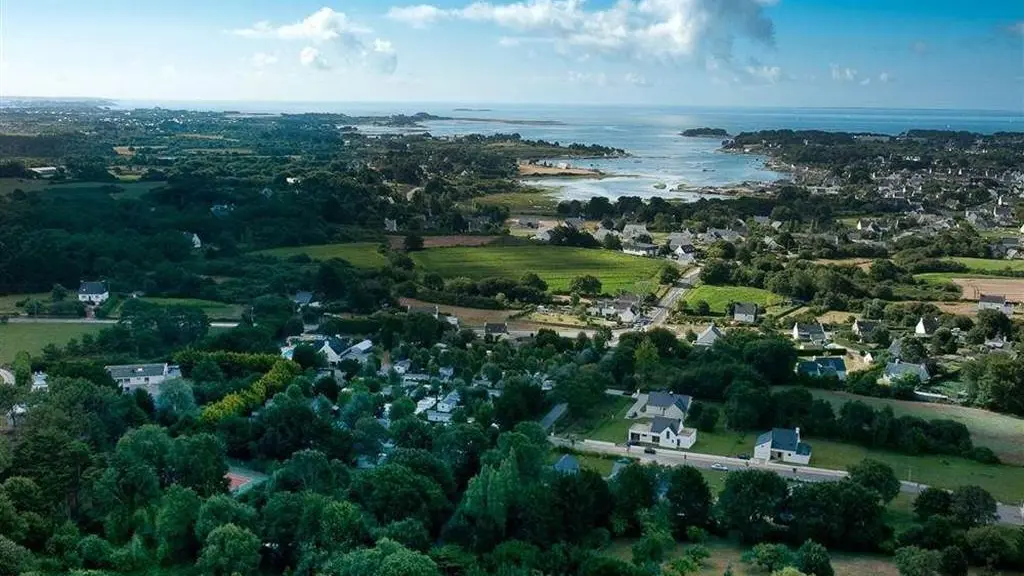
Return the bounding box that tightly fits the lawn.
[0,323,106,364]
[787,387,1024,465]
[410,245,664,294]
[914,272,1007,284]
[682,285,783,313]
[0,292,50,315]
[256,242,388,269]
[950,257,1024,274]
[471,190,559,214]
[557,395,634,442]
[138,297,244,320]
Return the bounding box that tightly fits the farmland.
[137,297,244,320]
[951,257,1024,273]
[0,323,106,364]
[409,245,664,294]
[256,242,388,269]
[470,189,559,213]
[681,285,784,312]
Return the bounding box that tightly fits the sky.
[1,0,1022,110]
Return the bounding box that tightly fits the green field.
[410,246,663,293]
[139,297,244,320]
[256,242,388,268]
[471,190,559,213]
[0,292,50,315]
[0,323,106,364]
[951,257,1024,273]
[557,395,634,442]
[789,387,1024,465]
[682,285,784,312]
[915,272,1007,284]
[0,178,165,199]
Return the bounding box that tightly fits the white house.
[673,244,697,264]
[183,232,202,249]
[31,372,48,392]
[978,294,1013,316]
[637,391,691,420]
[733,302,758,324]
[915,316,939,337]
[851,319,880,340]
[106,363,178,395]
[77,281,109,305]
[754,427,812,465]
[695,324,723,347]
[622,242,659,257]
[628,416,697,449]
[29,166,58,178]
[792,322,828,344]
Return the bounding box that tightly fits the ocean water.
[116,100,1022,200]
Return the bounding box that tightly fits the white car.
[710,463,729,472]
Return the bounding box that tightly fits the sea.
[115,100,1023,201]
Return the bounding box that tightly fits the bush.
[967,446,1000,465]
[744,543,793,573]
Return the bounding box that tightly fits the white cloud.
[232,8,397,74]
[878,72,891,83]
[859,77,871,86]
[251,52,279,68]
[830,64,857,82]
[744,63,782,84]
[624,72,649,86]
[388,0,776,63]
[567,70,608,86]
[300,46,331,70]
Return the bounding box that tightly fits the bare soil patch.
[952,278,1024,301]
[517,161,602,178]
[399,298,516,328]
[387,235,499,249]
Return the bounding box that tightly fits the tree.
[949,485,997,527]
[659,265,681,285]
[404,234,425,252]
[293,343,326,370]
[666,466,712,536]
[894,546,941,576]
[795,541,834,576]
[319,500,370,552]
[493,377,545,429]
[976,309,1011,338]
[51,283,68,302]
[847,459,901,504]
[717,469,788,543]
[901,338,927,363]
[745,543,793,573]
[155,485,201,564]
[937,546,967,576]
[195,495,256,542]
[197,523,261,576]
[913,488,952,522]
[171,433,228,496]
[569,275,602,296]
[0,535,33,576]
[965,525,1016,569]
[610,463,660,536]
[155,378,197,424]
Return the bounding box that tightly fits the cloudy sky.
[2,0,1022,110]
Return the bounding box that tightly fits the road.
[650,265,701,327]
[5,317,239,328]
[552,437,1023,526]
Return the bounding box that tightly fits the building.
[792,322,827,344]
[754,427,812,465]
[978,294,1013,316]
[77,281,109,305]
[622,224,649,239]
[29,166,58,178]
[562,217,585,230]
[106,363,178,395]
[437,390,461,413]
[673,244,697,264]
[183,232,202,249]
[695,324,723,347]
[293,291,315,307]
[637,391,691,420]
[915,316,939,337]
[733,302,759,324]
[882,361,931,384]
[628,416,697,450]
[407,304,440,319]
[340,339,374,364]
[384,218,398,232]
[31,372,48,392]
[484,323,509,337]
[552,454,580,475]
[622,242,659,257]
[797,357,847,380]
[851,319,880,340]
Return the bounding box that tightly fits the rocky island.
[681,127,730,138]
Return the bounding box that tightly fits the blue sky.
[1,0,1022,110]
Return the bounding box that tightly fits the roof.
[733,302,758,317]
[646,391,691,414]
[885,361,930,381]
[816,357,846,373]
[484,322,508,335]
[794,322,826,337]
[78,281,107,295]
[757,428,807,453]
[695,324,723,346]
[441,390,461,405]
[853,319,878,333]
[408,304,439,317]
[293,291,314,305]
[979,294,1006,305]
[106,363,167,380]
[553,454,580,474]
[650,416,681,435]
[888,338,904,356]
[917,316,939,333]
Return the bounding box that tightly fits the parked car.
[736,454,751,460]
[643,447,656,455]
[710,463,729,471]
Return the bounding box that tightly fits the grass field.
[557,395,634,441]
[682,285,784,312]
[256,242,388,268]
[951,257,1024,273]
[471,190,559,213]
[789,387,1024,465]
[915,272,1006,284]
[410,246,664,294]
[0,323,106,364]
[139,298,244,320]
[0,292,50,315]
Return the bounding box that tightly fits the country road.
[5,317,240,328]
[552,437,1024,526]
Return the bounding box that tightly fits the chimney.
[795,427,801,443]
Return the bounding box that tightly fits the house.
[183,232,202,249]
[407,304,440,319]
[315,338,349,365]
[106,363,177,395]
[915,316,939,337]
[415,397,437,415]
[391,359,413,375]
[796,357,847,380]
[695,324,723,347]
[425,410,453,424]
[882,361,930,384]
[851,319,879,340]
[978,294,1013,316]
[628,417,697,450]
[31,372,48,392]
[673,243,697,263]
[639,391,691,420]
[77,281,109,305]
[754,428,812,465]
[532,227,554,242]
[562,217,585,230]
[29,166,58,178]
[437,390,461,413]
[293,291,315,307]
[733,302,758,324]
[667,232,694,249]
[622,224,650,239]
[484,322,509,338]
[622,242,659,257]
[340,339,374,364]
[792,322,828,344]
[384,218,398,232]
[552,454,580,475]
[592,227,619,243]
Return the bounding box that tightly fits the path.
[0,369,13,386]
[650,266,701,327]
[551,436,1023,526]
[539,403,568,431]
[5,317,239,328]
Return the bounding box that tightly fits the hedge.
[174,349,280,378]
[200,359,300,424]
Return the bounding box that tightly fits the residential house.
[592,227,619,243]
[293,291,315,308]
[317,338,349,365]
[183,232,202,249]
[31,372,48,392]
[694,324,723,347]
[391,359,412,375]
[408,304,440,319]
[340,339,374,364]
[552,454,580,475]
[915,316,939,337]
[621,224,650,239]
[673,243,697,264]
[796,357,847,380]
[29,166,58,178]
[384,218,398,232]
[991,237,1019,259]
[106,363,178,395]
[425,410,453,424]
[532,227,554,242]
[978,294,1013,316]
[754,428,812,465]
[437,390,461,413]
[792,322,828,345]
[882,361,931,384]
[638,391,691,421]
[484,323,509,338]
[733,302,759,324]
[851,319,880,340]
[77,281,109,305]
[622,242,659,257]
[667,232,694,250]
[627,416,697,450]
[562,217,585,230]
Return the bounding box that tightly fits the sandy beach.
[517,161,603,178]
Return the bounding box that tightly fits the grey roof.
[553,454,580,474]
[484,322,508,335]
[293,291,314,305]
[695,324,723,346]
[733,302,758,317]
[885,361,930,381]
[853,319,878,333]
[794,322,826,338]
[408,304,439,317]
[979,294,1006,304]
[650,416,681,435]
[647,392,691,413]
[888,338,904,356]
[441,390,461,405]
[106,363,166,379]
[78,281,107,295]
[757,428,808,453]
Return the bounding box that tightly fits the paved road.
[552,437,1023,526]
[5,317,239,328]
[650,265,701,327]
